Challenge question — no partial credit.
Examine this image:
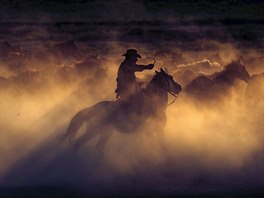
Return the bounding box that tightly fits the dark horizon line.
[1,18,264,26]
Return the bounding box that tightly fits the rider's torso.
[117,61,137,83]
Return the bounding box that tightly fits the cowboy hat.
[122,49,142,58]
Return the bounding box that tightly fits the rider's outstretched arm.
[132,64,154,72]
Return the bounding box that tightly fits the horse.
[245,72,264,106]
[63,68,182,154]
[185,60,250,101]
[172,59,222,87]
[49,40,82,65]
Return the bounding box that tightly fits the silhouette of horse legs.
[74,125,98,151]
[74,124,113,155]
[143,116,168,156]
[156,130,167,154]
[96,130,113,154]
[152,115,168,157]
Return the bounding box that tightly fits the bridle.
[160,73,178,106]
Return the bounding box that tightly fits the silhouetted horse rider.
[115,49,154,99]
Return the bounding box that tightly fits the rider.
[115,49,154,99]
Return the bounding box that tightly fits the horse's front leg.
[154,114,168,157]
[156,128,168,155]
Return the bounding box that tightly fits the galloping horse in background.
[246,72,264,106]
[64,68,182,153]
[185,60,250,100]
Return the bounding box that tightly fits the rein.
[167,91,177,106]
[161,75,178,107]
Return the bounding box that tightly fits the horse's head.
[226,60,250,82]
[155,68,182,95]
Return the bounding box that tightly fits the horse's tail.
[62,107,93,143]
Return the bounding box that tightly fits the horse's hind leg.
[96,129,113,155]
[74,127,98,150]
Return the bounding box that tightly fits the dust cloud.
[0,42,263,196]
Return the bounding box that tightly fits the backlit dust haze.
[0,0,263,197]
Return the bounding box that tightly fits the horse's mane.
[121,72,166,108]
[208,61,241,80]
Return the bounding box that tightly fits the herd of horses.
[64,61,262,154]
[185,60,251,100]
[0,40,262,154]
[0,40,108,94]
